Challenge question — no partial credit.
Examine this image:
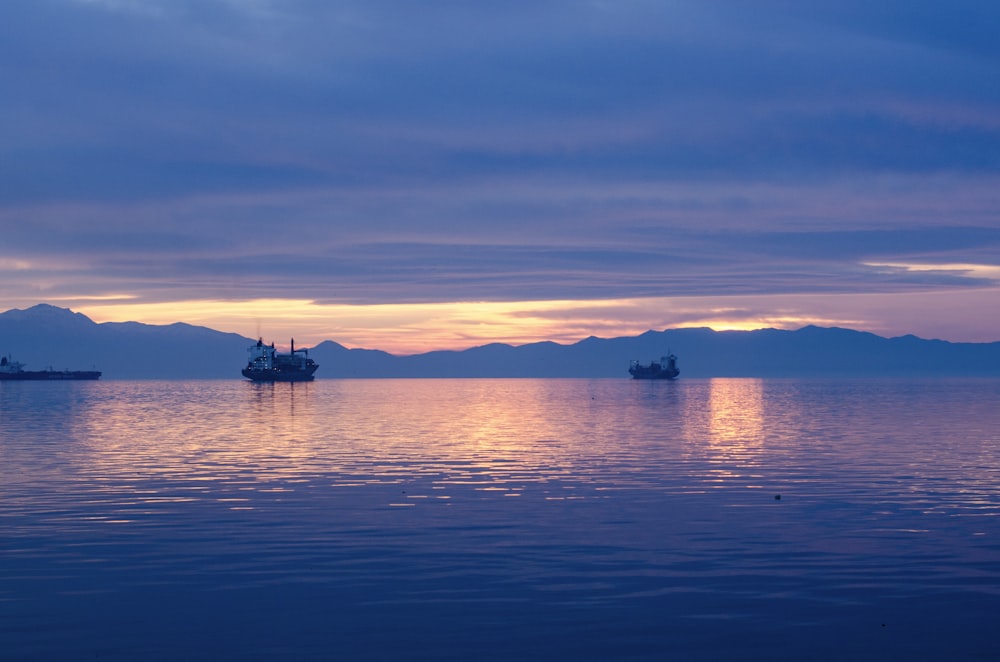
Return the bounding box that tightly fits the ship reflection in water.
[1,378,999,660]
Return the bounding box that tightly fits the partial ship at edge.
[629,353,679,380]
[242,338,319,382]
[0,354,101,380]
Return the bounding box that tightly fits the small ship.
[0,354,101,380]
[242,338,319,382]
[628,353,679,380]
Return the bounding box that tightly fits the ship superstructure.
[628,353,680,380]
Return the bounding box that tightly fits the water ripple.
[2,378,1000,660]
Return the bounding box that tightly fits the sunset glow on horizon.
[62,286,1000,355]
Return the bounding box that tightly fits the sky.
[2,0,999,354]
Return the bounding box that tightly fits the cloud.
[2,1,1000,344]
[5,1,999,204]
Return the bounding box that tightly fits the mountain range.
[2,304,999,379]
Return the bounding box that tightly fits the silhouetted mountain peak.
[312,340,350,352]
[1,303,97,326]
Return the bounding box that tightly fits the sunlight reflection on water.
[1,378,999,660]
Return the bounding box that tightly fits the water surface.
[2,379,999,660]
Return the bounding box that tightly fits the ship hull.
[629,369,679,380]
[242,368,316,383]
[0,371,101,381]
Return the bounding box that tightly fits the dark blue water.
[2,378,999,660]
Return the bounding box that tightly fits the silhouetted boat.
[629,353,679,380]
[242,338,318,382]
[0,354,101,380]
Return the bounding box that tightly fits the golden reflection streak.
[701,379,767,479]
[66,381,594,507]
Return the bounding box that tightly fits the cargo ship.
[0,354,101,380]
[242,338,319,382]
[628,353,679,380]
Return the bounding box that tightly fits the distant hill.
[309,325,1000,378]
[2,304,1000,379]
[0,304,250,379]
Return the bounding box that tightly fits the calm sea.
[2,378,999,660]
